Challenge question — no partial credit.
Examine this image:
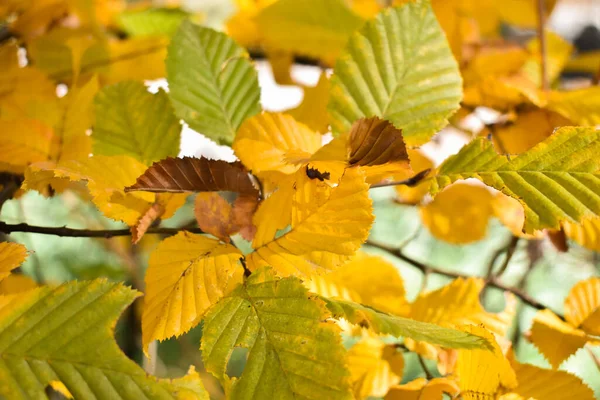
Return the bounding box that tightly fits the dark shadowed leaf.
[126,157,258,194]
[348,117,409,167]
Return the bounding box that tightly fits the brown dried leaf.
[126,157,257,195]
[348,117,409,167]
[547,228,569,253]
[194,193,238,242]
[131,202,164,244]
[232,194,260,241]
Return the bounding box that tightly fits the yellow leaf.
[194,193,238,242]
[463,74,542,110]
[492,109,570,155]
[0,274,37,295]
[563,217,600,251]
[233,112,322,180]
[0,119,53,173]
[456,325,517,399]
[521,31,572,87]
[247,167,373,277]
[496,0,556,29]
[288,72,331,134]
[48,380,73,399]
[395,150,434,205]
[492,193,543,239]
[462,46,529,86]
[308,252,408,316]
[0,243,28,282]
[7,0,69,38]
[266,48,294,85]
[420,183,494,244]
[529,309,588,369]
[350,0,381,19]
[142,232,244,352]
[346,337,404,398]
[23,155,156,225]
[251,174,294,248]
[385,377,460,400]
[546,86,600,126]
[506,353,595,400]
[564,50,600,75]
[564,277,600,335]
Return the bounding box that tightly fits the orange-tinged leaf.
[0,243,28,282]
[0,274,37,295]
[348,117,409,168]
[247,167,373,277]
[142,231,244,352]
[456,325,517,399]
[563,217,600,251]
[127,157,257,195]
[507,353,595,400]
[0,119,53,173]
[385,377,460,400]
[346,337,404,398]
[395,149,434,205]
[232,194,260,241]
[194,193,238,242]
[233,112,322,178]
[564,277,600,335]
[493,193,543,239]
[288,72,331,133]
[529,309,588,369]
[420,183,494,244]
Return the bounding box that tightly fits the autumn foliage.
[1,0,600,399]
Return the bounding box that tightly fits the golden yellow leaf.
[462,46,529,86]
[429,0,482,62]
[564,277,600,335]
[233,112,322,180]
[308,252,408,316]
[48,380,73,399]
[506,353,595,400]
[492,109,570,155]
[492,193,543,239]
[463,74,541,110]
[496,0,556,29]
[563,217,600,251]
[0,119,53,173]
[23,155,156,225]
[252,174,295,248]
[142,231,244,352]
[350,0,380,19]
[546,86,600,126]
[266,48,294,85]
[225,0,277,49]
[346,337,404,399]
[521,31,572,88]
[420,183,494,244]
[564,50,600,75]
[7,0,69,38]
[247,167,373,277]
[385,377,460,400]
[288,72,331,134]
[529,309,588,369]
[456,325,517,399]
[194,193,238,242]
[395,150,434,205]
[0,242,28,282]
[0,274,37,295]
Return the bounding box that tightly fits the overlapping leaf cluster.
[1,0,600,399]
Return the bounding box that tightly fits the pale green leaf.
[201,268,352,400]
[93,80,181,164]
[166,20,261,145]
[321,297,491,350]
[256,0,364,63]
[117,8,189,37]
[432,127,600,233]
[0,280,208,400]
[328,1,462,145]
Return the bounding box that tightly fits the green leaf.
[328,1,462,146]
[166,20,261,145]
[256,0,364,62]
[117,8,189,37]
[321,297,492,351]
[201,268,352,400]
[432,127,600,233]
[0,280,208,400]
[93,80,181,164]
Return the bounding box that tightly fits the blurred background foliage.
[2,0,600,399]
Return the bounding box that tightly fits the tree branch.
[365,239,564,318]
[0,222,202,238]
[370,169,432,189]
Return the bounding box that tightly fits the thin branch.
[370,169,432,189]
[494,236,520,279]
[417,354,434,380]
[536,0,549,90]
[0,222,202,238]
[365,239,564,318]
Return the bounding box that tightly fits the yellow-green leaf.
[201,267,352,400]
[0,279,208,399]
[328,1,462,145]
[143,232,244,351]
[433,127,600,233]
[93,80,181,164]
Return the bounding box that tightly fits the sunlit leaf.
[117,7,190,37]
[0,280,208,399]
[288,72,331,134]
[564,277,600,335]
[166,20,261,144]
[143,232,244,352]
[433,127,600,233]
[201,267,352,400]
[546,87,600,126]
[328,1,462,145]
[385,377,460,400]
[563,217,600,251]
[0,243,28,282]
[93,80,181,164]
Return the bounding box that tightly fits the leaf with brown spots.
[232,194,260,241]
[194,193,238,242]
[348,117,409,167]
[126,157,257,195]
